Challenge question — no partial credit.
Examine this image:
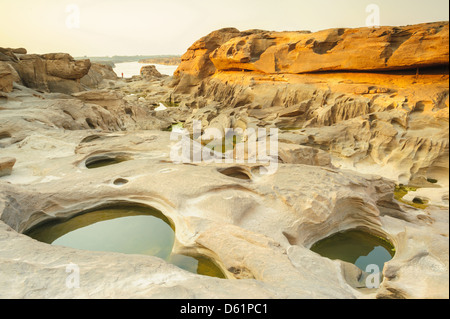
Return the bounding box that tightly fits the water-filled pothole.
[25,205,226,278]
[85,155,130,169]
[310,229,395,276]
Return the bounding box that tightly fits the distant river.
[113,62,178,78]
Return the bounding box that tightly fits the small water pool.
[25,205,225,278]
[310,229,395,274]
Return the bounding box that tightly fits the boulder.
[42,53,91,80]
[8,51,91,94]
[140,65,162,79]
[11,48,27,55]
[0,63,13,93]
[0,47,20,62]
[0,47,27,55]
[80,63,118,89]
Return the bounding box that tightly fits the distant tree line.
[74,55,181,67]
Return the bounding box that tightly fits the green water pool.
[25,205,226,279]
[310,229,395,274]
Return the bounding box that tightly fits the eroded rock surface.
[0,63,14,93]
[80,62,118,89]
[171,22,449,185]
[0,22,448,299]
[140,65,163,79]
[0,121,448,298]
[210,22,449,74]
[0,48,91,94]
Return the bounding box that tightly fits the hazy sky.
[0,0,448,57]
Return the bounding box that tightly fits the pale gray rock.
[0,119,447,298]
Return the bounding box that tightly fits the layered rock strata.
[0,47,91,94]
[171,22,449,185]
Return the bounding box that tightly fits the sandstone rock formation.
[0,48,91,94]
[172,28,245,92]
[278,143,332,166]
[0,63,13,93]
[14,53,91,94]
[71,89,170,130]
[171,22,449,185]
[0,47,25,62]
[0,22,448,300]
[174,22,448,86]
[80,62,117,89]
[140,64,163,79]
[0,118,448,298]
[210,22,449,74]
